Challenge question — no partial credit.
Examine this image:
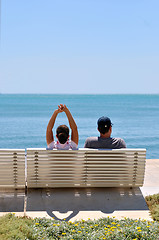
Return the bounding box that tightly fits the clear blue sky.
[0,0,159,94]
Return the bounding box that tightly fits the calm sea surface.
[0,94,159,159]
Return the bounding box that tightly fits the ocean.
[0,94,159,159]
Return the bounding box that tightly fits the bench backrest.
[0,149,25,189]
[27,149,85,188]
[27,148,146,188]
[85,148,146,187]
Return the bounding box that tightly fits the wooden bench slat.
[26,148,146,188]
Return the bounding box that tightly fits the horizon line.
[1,93,159,95]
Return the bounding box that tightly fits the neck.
[100,132,111,138]
[98,126,112,138]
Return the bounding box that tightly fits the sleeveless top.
[47,140,78,150]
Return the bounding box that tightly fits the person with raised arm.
[46,104,78,150]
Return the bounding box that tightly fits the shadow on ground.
[26,187,148,221]
[0,189,25,212]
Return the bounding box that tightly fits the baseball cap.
[97,116,112,129]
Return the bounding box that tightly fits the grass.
[0,213,159,240]
[0,193,158,240]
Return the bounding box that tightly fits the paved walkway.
[140,159,159,197]
[0,159,159,221]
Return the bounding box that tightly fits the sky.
[0,0,159,94]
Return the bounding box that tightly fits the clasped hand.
[57,104,67,113]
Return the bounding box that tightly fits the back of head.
[56,125,69,144]
[97,116,112,134]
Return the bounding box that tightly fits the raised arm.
[60,104,79,145]
[46,108,60,145]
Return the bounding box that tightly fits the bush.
[0,213,34,240]
[145,193,159,221]
[32,216,159,240]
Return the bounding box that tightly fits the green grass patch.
[145,193,159,221]
[0,214,159,240]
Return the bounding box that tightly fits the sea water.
[0,94,159,159]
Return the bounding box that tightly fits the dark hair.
[98,125,110,134]
[56,125,69,144]
[97,116,112,134]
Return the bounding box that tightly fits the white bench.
[27,148,146,188]
[0,149,25,189]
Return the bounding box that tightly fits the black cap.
[97,116,112,130]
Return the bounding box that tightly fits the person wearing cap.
[46,104,78,150]
[84,116,126,149]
